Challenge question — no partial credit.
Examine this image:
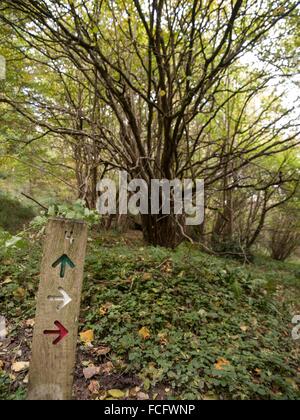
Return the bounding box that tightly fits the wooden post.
[28,218,88,400]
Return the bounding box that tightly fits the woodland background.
[0,0,299,400]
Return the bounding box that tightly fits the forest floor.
[0,230,299,400]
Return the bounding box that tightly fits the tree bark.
[141,213,183,248]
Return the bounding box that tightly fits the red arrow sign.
[43,321,68,345]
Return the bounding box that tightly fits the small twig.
[21,192,48,211]
[156,258,172,269]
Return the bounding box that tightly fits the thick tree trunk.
[140,214,184,248]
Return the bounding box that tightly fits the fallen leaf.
[82,360,93,367]
[99,302,113,316]
[129,386,141,397]
[93,346,111,356]
[160,260,173,274]
[99,307,107,316]
[142,377,150,391]
[13,287,26,300]
[142,273,152,281]
[23,374,29,384]
[202,393,219,400]
[198,309,207,317]
[80,330,94,345]
[11,361,30,373]
[139,327,150,340]
[240,325,249,332]
[137,392,149,400]
[25,319,35,328]
[158,332,168,345]
[83,365,100,380]
[99,361,114,375]
[98,390,108,400]
[88,380,100,394]
[107,389,125,398]
[214,358,231,371]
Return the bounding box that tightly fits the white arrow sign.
[47,287,72,310]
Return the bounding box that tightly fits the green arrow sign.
[52,254,75,278]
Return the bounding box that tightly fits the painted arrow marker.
[47,287,72,311]
[43,321,68,345]
[28,219,88,400]
[52,254,75,278]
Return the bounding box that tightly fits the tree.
[0,0,299,247]
[269,208,300,261]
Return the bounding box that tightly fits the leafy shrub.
[0,372,26,400]
[31,199,100,230]
[0,227,27,258]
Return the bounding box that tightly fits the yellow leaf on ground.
[81,360,92,367]
[107,389,125,398]
[11,361,30,372]
[13,287,26,300]
[214,358,230,371]
[158,332,168,345]
[202,393,219,400]
[98,390,108,400]
[99,302,113,316]
[80,330,94,345]
[160,260,173,274]
[139,327,150,340]
[240,325,249,332]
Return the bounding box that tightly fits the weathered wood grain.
[27,218,88,400]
